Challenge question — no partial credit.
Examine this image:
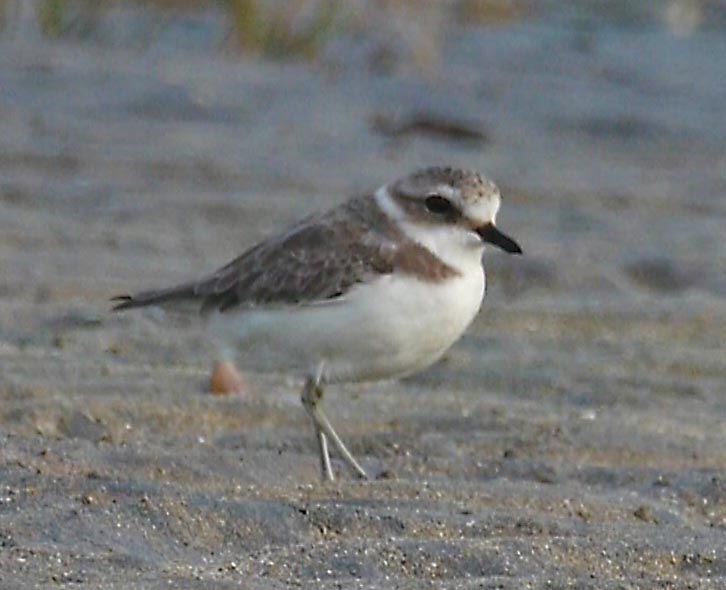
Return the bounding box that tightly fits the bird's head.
[386,166,522,255]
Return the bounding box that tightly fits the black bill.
[476,223,522,254]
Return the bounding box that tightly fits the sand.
[0,5,725,588]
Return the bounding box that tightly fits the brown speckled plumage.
[112,193,458,315]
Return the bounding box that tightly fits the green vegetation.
[226,0,341,59]
[39,0,66,36]
[11,0,343,58]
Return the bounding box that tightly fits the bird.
[112,166,522,481]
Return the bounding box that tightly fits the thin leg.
[301,371,368,480]
[302,377,335,481]
[316,431,335,482]
[314,407,368,479]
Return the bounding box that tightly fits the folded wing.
[112,200,397,315]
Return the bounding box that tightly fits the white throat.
[374,186,485,273]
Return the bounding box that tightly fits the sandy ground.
[1,7,725,588]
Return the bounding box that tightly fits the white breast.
[209,188,489,382]
[207,265,485,384]
[335,264,485,380]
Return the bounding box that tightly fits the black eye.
[425,195,454,215]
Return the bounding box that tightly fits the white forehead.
[435,183,501,224]
[389,167,503,224]
[431,183,457,200]
[465,191,501,224]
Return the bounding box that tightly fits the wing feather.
[196,210,395,314]
[112,194,457,315]
[113,197,397,314]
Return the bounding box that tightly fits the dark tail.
[111,283,198,311]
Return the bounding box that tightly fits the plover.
[113,167,522,480]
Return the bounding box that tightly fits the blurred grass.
[37,0,101,37]
[39,0,64,36]
[226,0,341,58]
[455,0,525,25]
[1,0,538,61]
[13,0,344,58]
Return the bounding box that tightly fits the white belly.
[207,268,485,383]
